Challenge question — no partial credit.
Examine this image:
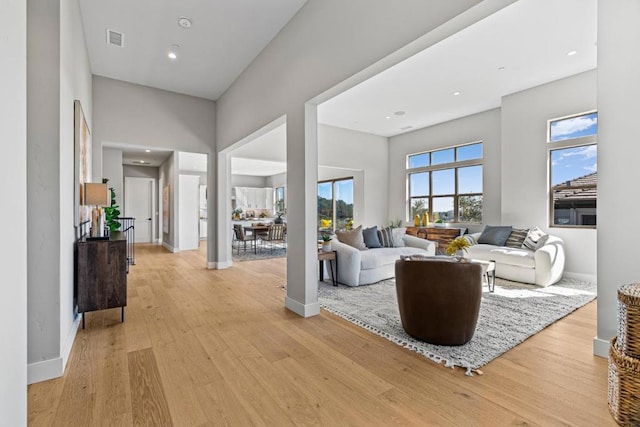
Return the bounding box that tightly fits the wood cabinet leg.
[121,307,125,323]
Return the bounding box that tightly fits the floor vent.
[106,29,124,47]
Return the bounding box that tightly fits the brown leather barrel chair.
[395,258,483,346]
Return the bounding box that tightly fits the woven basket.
[617,284,640,359]
[608,337,640,425]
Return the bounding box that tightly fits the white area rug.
[232,247,286,262]
[318,277,596,376]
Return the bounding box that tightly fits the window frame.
[318,176,354,232]
[547,110,597,229]
[406,141,483,224]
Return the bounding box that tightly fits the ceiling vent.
[106,29,124,47]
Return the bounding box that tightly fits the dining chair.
[233,224,254,254]
[261,223,286,252]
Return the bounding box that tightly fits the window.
[407,142,483,223]
[548,111,597,227]
[318,178,353,231]
[275,186,285,213]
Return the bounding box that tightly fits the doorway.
[124,177,155,243]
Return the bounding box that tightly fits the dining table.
[243,224,270,253]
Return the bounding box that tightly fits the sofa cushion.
[466,244,535,269]
[522,226,548,250]
[377,226,394,247]
[363,226,382,248]
[505,228,529,248]
[336,225,366,250]
[478,225,513,246]
[360,247,426,270]
[391,227,407,247]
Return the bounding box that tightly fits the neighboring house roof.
[553,172,597,202]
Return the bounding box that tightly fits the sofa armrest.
[534,235,565,287]
[331,239,362,286]
[402,234,437,255]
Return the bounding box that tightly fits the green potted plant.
[102,185,121,233]
[321,234,332,252]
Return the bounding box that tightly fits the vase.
[414,214,420,227]
[322,242,332,252]
[422,212,429,227]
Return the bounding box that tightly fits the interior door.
[125,177,155,243]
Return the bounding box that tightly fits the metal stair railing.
[117,217,135,265]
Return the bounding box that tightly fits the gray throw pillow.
[522,226,549,251]
[335,225,367,250]
[477,225,513,246]
[362,226,382,248]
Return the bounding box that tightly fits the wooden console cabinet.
[76,231,127,328]
[406,226,465,254]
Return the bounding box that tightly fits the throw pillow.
[362,226,382,248]
[391,227,406,248]
[462,234,477,246]
[505,228,529,248]
[377,227,394,248]
[522,226,548,251]
[335,225,366,250]
[477,225,513,246]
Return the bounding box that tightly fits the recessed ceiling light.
[453,91,461,96]
[385,116,391,119]
[178,17,192,29]
[145,149,151,153]
[567,50,577,56]
[168,44,180,60]
[394,111,406,116]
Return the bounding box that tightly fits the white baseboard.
[285,296,320,318]
[28,357,63,384]
[564,271,597,283]
[208,261,232,269]
[593,336,610,358]
[28,314,81,384]
[162,242,179,253]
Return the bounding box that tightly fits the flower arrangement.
[446,236,471,256]
[232,208,243,220]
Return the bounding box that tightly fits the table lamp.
[84,183,110,239]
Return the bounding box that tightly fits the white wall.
[92,76,216,259]
[318,124,389,228]
[159,153,178,251]
[596,0,640,356]
[215,0,504,316]
[388,108,502,232]
[0,0,27,423]
[27,0,92,384]
[502,70,597,278]
[231,175,267,188]
[103,148,123,206]
[179,174,201,250]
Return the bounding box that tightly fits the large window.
[407,142,483,223]
[318,178,353,231]
[548,111,597,227]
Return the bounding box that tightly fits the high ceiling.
[318,0,597,137]
[79,0,307,100]
[82,0,597,173]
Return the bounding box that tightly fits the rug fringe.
[320,304,474,376]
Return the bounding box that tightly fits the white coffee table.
[469,259,496,292]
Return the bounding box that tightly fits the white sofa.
[464,232,565,287]
[332,234,436,286]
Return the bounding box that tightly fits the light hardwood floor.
[28,243,615,426]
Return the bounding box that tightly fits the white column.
[595,0,640,356]
[285,104,320,317]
